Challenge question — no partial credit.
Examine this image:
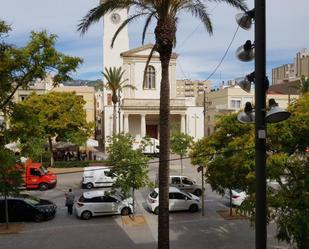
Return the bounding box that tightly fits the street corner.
[122,215,147,227]
[0,223,24,235]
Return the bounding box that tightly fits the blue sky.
[0,0,308,87]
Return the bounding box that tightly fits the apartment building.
[272,48,309,85]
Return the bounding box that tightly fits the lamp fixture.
[265,99,291,123]
[236,40,255,62]
[235,9,255,30]
[235,72,255,93]
[237,102,255,124]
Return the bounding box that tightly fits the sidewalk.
[49,167,83,174]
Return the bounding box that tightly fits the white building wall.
[186,107,204,140]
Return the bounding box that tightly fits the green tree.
[103,67,136,134]
[299,75,309,95]
[170,132,193,174]
[8,92,93,166]
[107,133,151,215]
[78,1,247,247]
[265,93,309,249]
[0,148,23,229]
[190,94,309,248]
[190,114,255,216]
[0,20,82,112]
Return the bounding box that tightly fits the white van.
[132,137,159,156]
[81,166,117,189]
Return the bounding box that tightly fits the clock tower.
[102,2,129,70]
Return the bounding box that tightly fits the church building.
[101,7,204,148]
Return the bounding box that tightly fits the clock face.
[111,13,121,24]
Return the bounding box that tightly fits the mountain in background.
[63,79,103,90]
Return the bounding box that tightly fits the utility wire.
[204,24,240,82]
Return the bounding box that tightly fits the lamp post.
[255,1,267,249]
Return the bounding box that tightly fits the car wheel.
[154,207,159,215]
[121,207,131,216]
[85,183,93,189]
[34,213,44,222]
[193,189,202,196]
[81,211,92,220]
[189,204,198,213]
[39,183,49,191]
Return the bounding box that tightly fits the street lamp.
[236,4,267,249]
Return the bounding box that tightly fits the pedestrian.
[65,189,75,215]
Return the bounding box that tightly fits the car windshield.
[150,190,158,199]
[23,196,40,206]
[40,166,48,175]
[114,193,125,201]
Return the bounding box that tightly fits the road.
[0,155,288,249]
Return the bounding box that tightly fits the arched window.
[144,66,156,89]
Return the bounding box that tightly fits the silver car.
[75,190,133,220]
[169,175,202,196]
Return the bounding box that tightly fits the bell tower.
[102,0,129,70]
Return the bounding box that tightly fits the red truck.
[20,159,57,191]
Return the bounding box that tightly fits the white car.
[75,190,133,220]
[224,189,247,206]
[147,187,201,215]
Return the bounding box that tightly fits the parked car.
[224,189,247,206]
[168,175,202,196]
[146,187,201,215]
[81,166,117,189]
[0,194,57,222]
[75,190,133,220]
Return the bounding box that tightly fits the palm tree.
[78,1,247,248]
[300,75,309,94]
[103,67,136,134]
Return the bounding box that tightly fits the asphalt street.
[0,156,288,249]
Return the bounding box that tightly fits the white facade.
[101,8,204,149]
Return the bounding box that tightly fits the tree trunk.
[5,193,9,230]
[48,136,54,166]
[229,188,233,216]
[113,102,117,134]
[132,188,135,216]
[158,58,171,249]
[155,17,176,249]
[180,155,183,175]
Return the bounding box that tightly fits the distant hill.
[63,79,103,90]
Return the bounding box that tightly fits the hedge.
[51,160,108,168]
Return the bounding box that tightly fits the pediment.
[120,44,177,59]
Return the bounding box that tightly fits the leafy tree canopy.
[8,92,93,158]
[170,132,193,157]
[107,134,151,202]
[190,94,309,248]
[0,147,23,196]
[0,20,83,111]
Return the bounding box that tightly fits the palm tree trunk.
[113,103,117,134]
[156,18,176,249]
[158,58,170,249]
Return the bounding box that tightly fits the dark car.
[0,195,57,222]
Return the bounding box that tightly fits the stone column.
[181,114,186,133]
[124,114,129,133]
[141,114,146,137]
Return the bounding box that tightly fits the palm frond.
[182,0,213,34]
[111,12,147,48]
[142,12,157,45]
[142,44,157,89]
[208,0,248,12]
